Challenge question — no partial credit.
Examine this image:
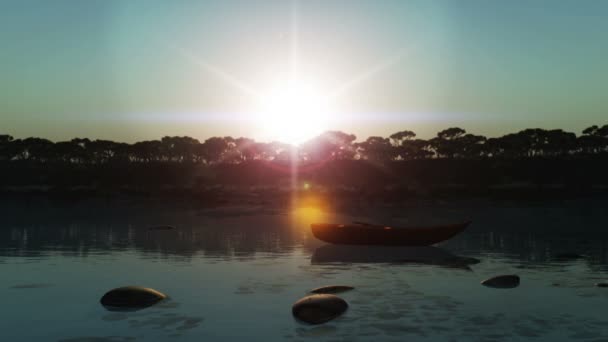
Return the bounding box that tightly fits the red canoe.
[311,221,471,246]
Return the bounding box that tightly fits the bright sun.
[256,79,330,145]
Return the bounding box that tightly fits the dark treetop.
[1,125,607,198]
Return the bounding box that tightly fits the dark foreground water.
[1,197,608,342]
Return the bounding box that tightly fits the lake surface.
[2,197,608,342]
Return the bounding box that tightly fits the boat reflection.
[3,199,608,271]
[311,244,480,270]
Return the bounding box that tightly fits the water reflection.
[2,199,608,270]
[3,199,608,341]
[443,231,608,272]
[3,220,608,274]
[311,245,480,269]
[0,215,303,260]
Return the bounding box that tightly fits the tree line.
[1,124,607,165]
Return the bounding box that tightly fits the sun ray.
[329,48,409,99]
[170,3,410,147]
[174,45,260,98]
[290,0,300,81]
[289,0,300,203]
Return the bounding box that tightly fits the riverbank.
[2,182,607,207]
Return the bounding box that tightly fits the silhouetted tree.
[388,130,436,160]
[24,138,54,162]
[160,136,200,162]
[0,135,14,161]
[87,140,124,163]
[389,130,416,146]
[197,137,230,164]
[460,133,487,158]
[300,131,357,162]
[233,137,257,162]
[1,123,607,167]
[356,136,393,162]
[544,129,577,156]
[0,135,13,144]
[579,124,608,155]
[430,128,485,159]
[130,140,162,162]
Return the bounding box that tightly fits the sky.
[1,0,607,143]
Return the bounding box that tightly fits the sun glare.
[256,80,330,145]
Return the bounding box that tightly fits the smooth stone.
[148,225,176,231]
[292,294,348,325]
[481,275,520,289]
[310,285,354,294]
[595,282,608,288]
[100,286,167,310]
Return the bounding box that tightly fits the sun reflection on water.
[289,198,328,236]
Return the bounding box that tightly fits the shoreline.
[2,184,607,211]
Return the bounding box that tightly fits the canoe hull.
[311,221,470,246]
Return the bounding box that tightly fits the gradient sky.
[1,0,607,142]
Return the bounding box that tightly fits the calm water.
[2,198,608,342]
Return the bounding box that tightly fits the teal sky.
[1,0,607,142]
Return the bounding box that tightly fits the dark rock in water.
[595,282,608,288]
[292,294,348,324]
[100,286,166,311]
[310,285,354,294]
[148,225,176,231]
[481,275,520,289]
